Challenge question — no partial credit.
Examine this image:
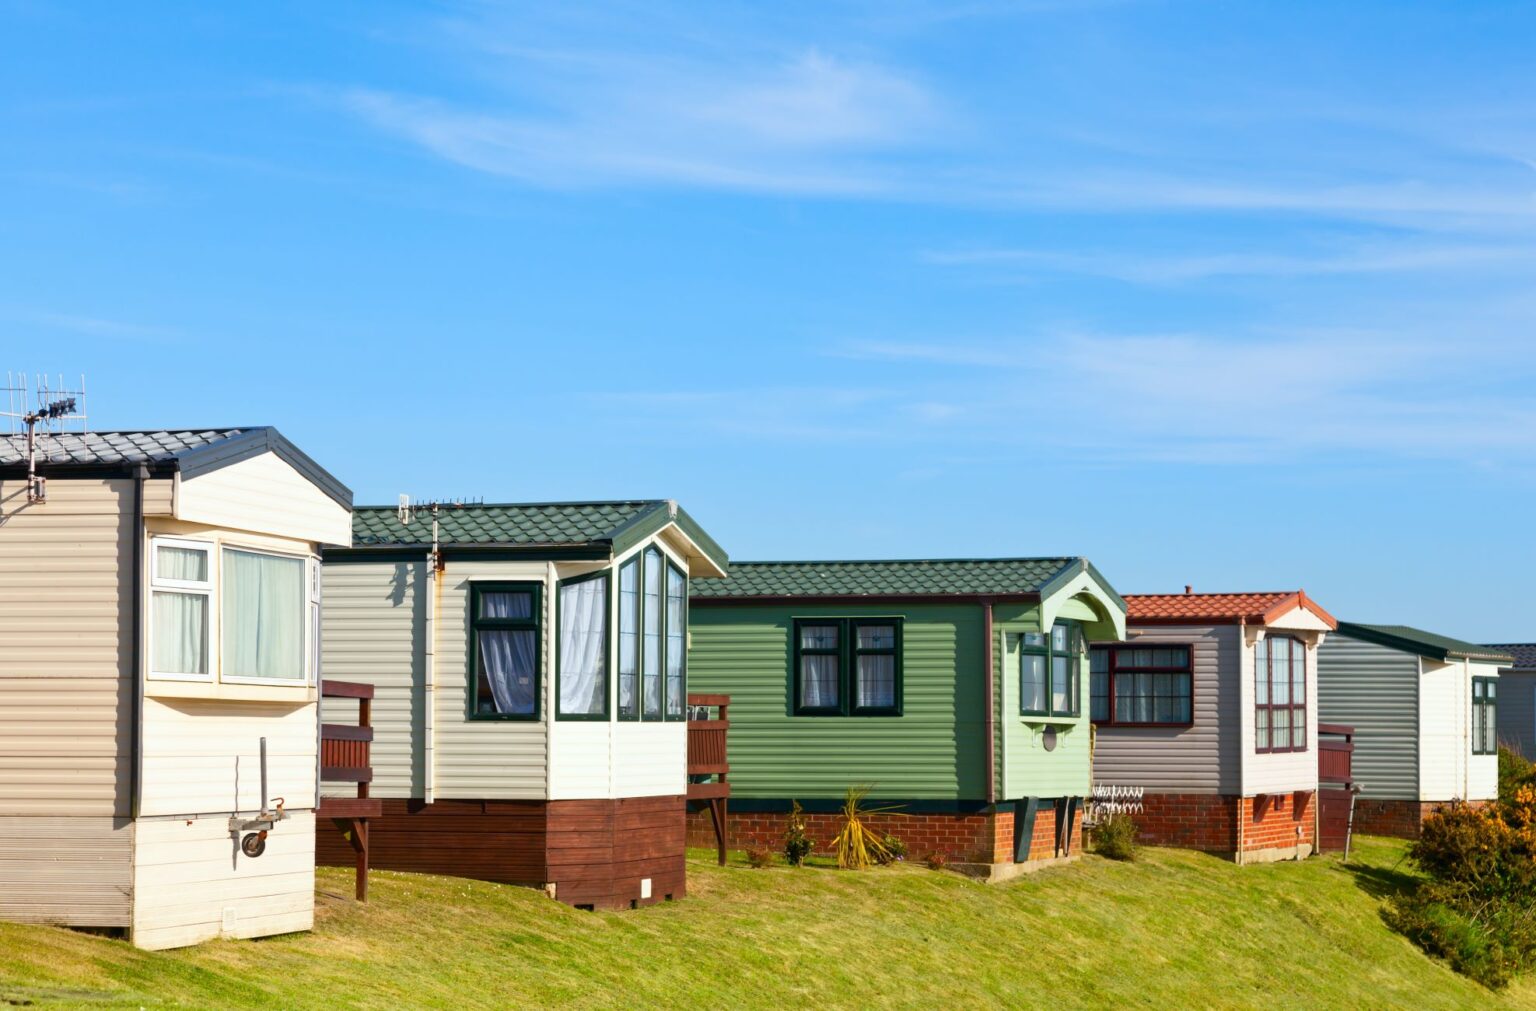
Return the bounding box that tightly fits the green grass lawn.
[1,836,1531,1009]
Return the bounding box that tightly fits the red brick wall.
[687,804,1082,865]
[1130,793,1239,851]
[1352,798,1494,840]
[1240,792,1315,854]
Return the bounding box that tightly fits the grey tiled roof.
[353,501,664,546]
[1486,643,1536,669]
[0,429,249,466]
[690,558,1080,599]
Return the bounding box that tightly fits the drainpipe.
[983,601,996,805]
[1236,616,1246,865]
[424,506,440,804]
[129,464,148,819]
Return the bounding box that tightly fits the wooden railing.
[317,680,382,900]
[1318,723,1355,786]
[687,693,730,865]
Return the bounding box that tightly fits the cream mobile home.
[0,428,351,949]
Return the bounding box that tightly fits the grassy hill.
[1,836,1532,1008]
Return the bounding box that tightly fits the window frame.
[617,556,640,722]
[554,569,610,722]
[218,543,313,686]
[1020,621,1082,719]
[664,560,688,722]
[616,547,687,723]
[1472,676,1498,756]
[790,617,904,717]
[148,536,215,682]
[1254,634,1308,755]
[1089,643,1195,728]
[468,580,543,722]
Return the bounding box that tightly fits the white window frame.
[148,536,215,682]
[218,542,315,687]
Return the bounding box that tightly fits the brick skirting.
[687,802,1082,865]
[1124,791,1315,862]
[1351,797,1494,839]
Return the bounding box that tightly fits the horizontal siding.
[176,451,350,545]
[0,478,130,817]
[1498,671,1536,760]
[998,610,1089,799]
[1318,635,1417,800]
[0,816,131,926]
[549,721,611,800]
[138,698,318,816]
[612,722,686,799]
[688,604,981,800]
[320,559,424,798]
[131,811,314,950]
[1091,624,1238,794]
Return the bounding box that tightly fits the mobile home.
[1318,624,1509,836]
[1485,643,1535,761]
[316,499,727,909]
[686,557,1126,878]
[0,428,351,949]
[1090,590,1335,863]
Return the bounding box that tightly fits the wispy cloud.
[8,309,179,343]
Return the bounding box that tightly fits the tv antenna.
[2,372,89,504]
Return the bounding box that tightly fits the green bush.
[1500,745,1536,804]
[1387,884,1536,991]
[876,834,907,865]
[783,800,813,868]
[1092,814,1138,862]
[745,847,775,869]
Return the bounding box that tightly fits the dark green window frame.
[555,569,610,722]
[1020,622,1081,719]
[1473,676,1498,756]
[618,547,687,723]
[790,617,904,717]
[468,581,542,722]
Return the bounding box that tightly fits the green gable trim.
[1338,622,1515,665]
[691,557,1082,600]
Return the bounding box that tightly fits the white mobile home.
[317,499,727,909]
[0,428,351,949]
[1318,623,1509,837]
[1485,643,1536,761]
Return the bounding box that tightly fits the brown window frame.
[1090,644,1195,727]
[1255,633,1308,754]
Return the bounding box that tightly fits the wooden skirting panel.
[316,795,686,910]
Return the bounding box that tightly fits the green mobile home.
[687,557,1126,876]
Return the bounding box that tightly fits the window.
[1473,677,1498,756]
[1089,645,1193,726]
[1255,635,1307,753]
[791,618,903,716]
[222,547,306,682]
[1020,622,1080,718]
[150,538,211,679]
[618,548,686,722]
[470,582,540,719]
[557,572,608,719]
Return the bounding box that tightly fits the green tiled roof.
[348,500,727,568]
[691,557,1087,600]
[1339,623,1515,665]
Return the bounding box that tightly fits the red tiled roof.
[1124,590,1337,628]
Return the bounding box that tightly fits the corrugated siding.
[1497,670,1536,761]
[320,559,424,798]
[0,816,131,926]
[131,810,314,950]
[1318,634,1418,800]
[177,451,350,546]
[688,603,983,800]
[138,698,317,816]
[1091,624,1238,794]
[0,478,131,819]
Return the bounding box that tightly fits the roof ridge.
[352,499,664,511]
[726,556,1077,566]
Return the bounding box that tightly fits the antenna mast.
[3,372,89,504]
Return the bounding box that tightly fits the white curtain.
[152,590,207,674]
[857,655,895,708]
[643,551,663,717]
[158,544,207,581]
[801,655,839,707]
[223,549,303,679]
[665,566,685,717]
[481,629,537,714]
[1021,653,1046,712]
[482,591,532,620]
[560,578,607,715]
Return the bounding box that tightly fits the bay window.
[557,572,608,719]
[1021,622,1080,718]
[1255,634,1307,753]
[151,539,211,679]
[618,547,687,722]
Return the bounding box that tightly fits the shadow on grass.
[1341,858,1419,902]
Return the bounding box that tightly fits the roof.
[1337,623,1515,665]
[690,557,1123,606]
[0,427,351,508]
[1485,643,1536,670]
[345,499,727,571]
[1124,590,1337,628]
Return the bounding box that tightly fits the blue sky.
[4,1,1534,639]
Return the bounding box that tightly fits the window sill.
[1020,713,1081,725]
[144,679,316,703]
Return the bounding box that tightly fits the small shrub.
[1092,814,1138,862]
[745,847,775,869]
[831,786,900,870]
[875,834,906,865]
[1500,745,1536,804]
[783,800,813,868]
[1386,886,1536,991]
[924,851,948,871]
